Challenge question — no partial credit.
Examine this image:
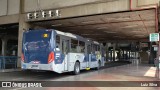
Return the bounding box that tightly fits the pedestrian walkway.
[0,68,21,73]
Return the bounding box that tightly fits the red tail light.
[21,53,24,62]
[48,52,55,64]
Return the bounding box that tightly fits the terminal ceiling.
[32,9,156,42]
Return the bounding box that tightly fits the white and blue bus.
[21,29,105,74]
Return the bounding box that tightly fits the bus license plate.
[31,65,39,69]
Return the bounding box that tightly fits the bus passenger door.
[62,39,70,71]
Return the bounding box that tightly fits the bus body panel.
[67,53,86,70]
[22,30,53,64]
[21,62,54,71]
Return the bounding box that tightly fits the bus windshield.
[23,30,52,52]
[25,41,49,52]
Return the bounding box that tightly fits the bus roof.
[24,29,100,43]
[55,30,86,41]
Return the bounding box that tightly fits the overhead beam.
[0,14,19,25]
[98,39,149,43]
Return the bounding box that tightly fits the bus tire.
[73,62,80,75]
[96,61,101,70]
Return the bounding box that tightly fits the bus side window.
[92,44,96,53]
[79,41,85,53]
[62,40,69,54]
[87,45,91,54]
[56,35,60,51]
[97,45,100,51]
[71,39,78,53]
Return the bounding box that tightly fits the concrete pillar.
[17,0,32,67]
[117,49,121,61]
[105,43,109,62]
[149,42,156,64]
[129,51,131,59]
[1,39,8,56]
[110,50,113,61]
[149,42,152,64]
[120,50,123,60]
[157,42,160,79]
[135,51,136,59]
[17,14,31,67]
[127,51,129,60]
[113,43,116,61]
[122,50,124,60]
[126,51,127,60]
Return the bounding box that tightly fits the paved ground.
[0,61,159,90]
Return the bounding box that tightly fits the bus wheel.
[96,61,101,70]
[73,62,80,75]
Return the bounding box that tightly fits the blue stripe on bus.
[91,54,97,61]
[54,52,65,64]
[83,54,97,62]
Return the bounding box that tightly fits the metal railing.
[0,56,17,69]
